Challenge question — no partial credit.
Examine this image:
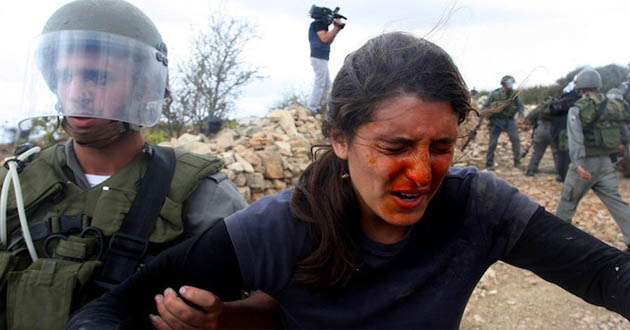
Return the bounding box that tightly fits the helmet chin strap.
[62,117,138,149]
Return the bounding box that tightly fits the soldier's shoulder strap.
[98,144,176,288]
[583,97,609,133]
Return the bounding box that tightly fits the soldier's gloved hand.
[151,286,223,329]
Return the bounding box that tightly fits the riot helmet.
[20,0,168,130]
[574,68,602,90]
[500,75,515,88]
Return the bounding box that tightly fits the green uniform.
[0,141,246,330]
[484,88,524,167]
[556,93,630,244]
[525,96,562,177]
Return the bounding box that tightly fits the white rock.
[269,109,298,136]
[234,153,254,173]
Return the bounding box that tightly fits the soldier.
[555,68,630,250]
[618,71,630,104]
[0,1,277,329]
[483,75,525,169]
[550,82,581,182]
[524,96,562,178]
[607,87,630,178]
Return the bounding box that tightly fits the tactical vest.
[538,96,555,121]
[575,93,630,157]
[0,143,223,330]
[488,88,520,119]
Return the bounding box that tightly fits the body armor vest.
[488,88,520,119]
[0,143,223,329]
[575,93,630,157]
[538,96,555,121]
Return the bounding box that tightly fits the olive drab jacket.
[574,93,630,157]
[0,143,224,330]
[485,88,524,119]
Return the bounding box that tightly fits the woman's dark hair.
[291,32,474,289]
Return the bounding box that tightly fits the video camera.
[309,5,347,28]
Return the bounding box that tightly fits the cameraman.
[308,6,345,115]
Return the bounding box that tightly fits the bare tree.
[170,12,260,134]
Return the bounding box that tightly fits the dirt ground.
[456,122,630,330]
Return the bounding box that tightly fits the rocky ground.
[457,120,630,330]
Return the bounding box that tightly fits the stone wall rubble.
[159,105,324,203]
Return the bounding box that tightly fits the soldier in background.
[524,96,562,178]
[607,87,630,178]
[555,69,630,250]
[483,75,525,169]
[618,71,630,104]
[550,82,581,181]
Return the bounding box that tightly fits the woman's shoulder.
[226,189,296,226]
[224,189,314,248]
[442,166,531,207]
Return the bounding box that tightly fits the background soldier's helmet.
[500,75,515,87]
[574,69,602,90]
[20,0,169,128]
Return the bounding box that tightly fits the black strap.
[99,145,176,286]
[6,215,88,250]
[583,97,609,133]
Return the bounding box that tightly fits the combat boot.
[514,160,522,169]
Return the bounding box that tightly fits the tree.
[270,87,310,112]
[169,12,260,134]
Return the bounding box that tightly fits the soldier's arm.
[567,106,586,168]
[524,106,540,125]
[66,222,252,329]
[184,173,248,236]
[621,124,630,146]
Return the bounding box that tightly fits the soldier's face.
[55,51,132,127]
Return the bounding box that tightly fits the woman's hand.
[151,286,223,329]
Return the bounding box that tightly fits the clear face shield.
[503,78,515,89]
[20,30,168,130]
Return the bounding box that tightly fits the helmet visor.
[20,30,167,129]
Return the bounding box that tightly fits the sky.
[1,0,629,133]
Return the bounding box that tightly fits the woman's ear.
[330,132,349,160]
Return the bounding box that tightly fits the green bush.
[510,63,629,106]
[142,126,170,145]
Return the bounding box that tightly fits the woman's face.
[331,94,459,244]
